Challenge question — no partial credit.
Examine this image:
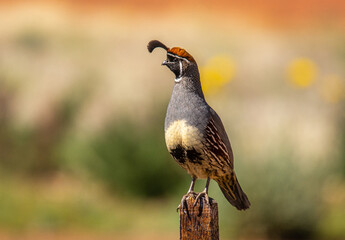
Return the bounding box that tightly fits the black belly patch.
[170,145,203,165]
[170,144,185,163]
[186,148,203,164]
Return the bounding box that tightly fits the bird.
[147,40,250,211]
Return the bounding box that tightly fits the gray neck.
[166,64,210,131]
[174,64,204,99]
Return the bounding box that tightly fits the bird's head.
[147,40,197,82]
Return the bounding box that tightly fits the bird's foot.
[193,191,210,216]
[177,191,196,215]
[193,191,210,207]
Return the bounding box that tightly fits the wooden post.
[180,195,219,240]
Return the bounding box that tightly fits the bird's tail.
[215,173,250,210]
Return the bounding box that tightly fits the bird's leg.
[177,176,197,213]
[187,176,196,193]
[194,177,211,208]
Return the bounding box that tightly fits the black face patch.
[170,144,185,164]
[167,54,178,62]
[165,60,181,79]
[186,148,203,165]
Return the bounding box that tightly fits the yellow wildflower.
[287,58,317,88]
[200,55,235,95]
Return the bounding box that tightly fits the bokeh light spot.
[287,58,317,88]
[320,75,345,104]
[200,55,235,95]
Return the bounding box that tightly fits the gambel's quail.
[148,40,250,211]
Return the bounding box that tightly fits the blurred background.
[0,0,344,239]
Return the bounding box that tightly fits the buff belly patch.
[165,120,203,151]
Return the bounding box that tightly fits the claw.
[177,191,196,218]
[177,192,196,210]
[193,191,211,216]
[193,191,210,207]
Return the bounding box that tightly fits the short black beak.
[162,60,169,66]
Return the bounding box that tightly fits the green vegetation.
[61,116,189,198]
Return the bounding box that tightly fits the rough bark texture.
[180,195,219,240]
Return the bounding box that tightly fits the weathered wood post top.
[180,195,219,240]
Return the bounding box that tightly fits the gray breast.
[165,84,210,133]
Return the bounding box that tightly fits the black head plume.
[147,40,169,53]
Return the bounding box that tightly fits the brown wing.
[205,109,251,210]
[203,109,234,171]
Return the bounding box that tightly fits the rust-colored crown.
[168,47,195,63]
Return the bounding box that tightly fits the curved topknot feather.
[147,40,169,53]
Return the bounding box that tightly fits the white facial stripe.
[175,61,183,83]
[167,53,190,63]
[179,60,182,77]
